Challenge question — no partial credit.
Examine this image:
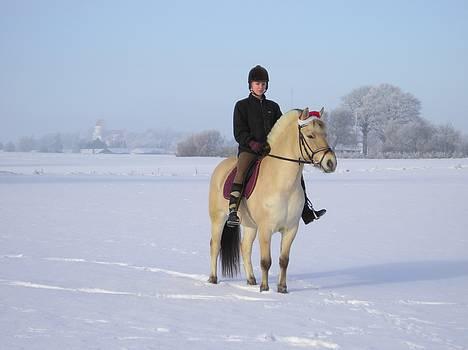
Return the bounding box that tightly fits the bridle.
[267,125,333,167]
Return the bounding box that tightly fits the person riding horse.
[227,65,326,227]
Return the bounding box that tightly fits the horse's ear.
[299,108,309,120]
[319,107,324,117]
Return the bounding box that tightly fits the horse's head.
[298,108,337,173]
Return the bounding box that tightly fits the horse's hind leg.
[277,225,299,293]
[208,214,226,284]
[241,226,257,285]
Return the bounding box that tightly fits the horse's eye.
[307,134,315,139]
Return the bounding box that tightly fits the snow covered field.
[1,152,468,350]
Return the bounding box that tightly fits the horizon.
[1,0,468,141]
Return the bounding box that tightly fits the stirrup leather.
[227,211,240,227]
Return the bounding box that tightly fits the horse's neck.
[263,121,303,190]
[270,120,300,158]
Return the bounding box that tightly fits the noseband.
[267,125,333,166]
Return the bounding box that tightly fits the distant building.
[93,120,104,141]
[334,144,362,156]
[131,147,167,155]
[107,147,130,154]
[80,148,106,154]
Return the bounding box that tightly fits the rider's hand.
[248,140,264,153]
[249,140,271,156]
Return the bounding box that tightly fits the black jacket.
[233,93,282,154]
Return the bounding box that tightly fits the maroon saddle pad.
[223,159,262,200]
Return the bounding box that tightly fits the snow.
[1,152,467,349]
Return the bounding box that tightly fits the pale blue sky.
[1,0,467,141]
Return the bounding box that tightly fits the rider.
[226,65,326,227]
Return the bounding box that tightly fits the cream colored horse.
[208,108,337,293]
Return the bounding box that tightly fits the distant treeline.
[0,129,186,154]
[2,83,467,158]
[0,129,236,157]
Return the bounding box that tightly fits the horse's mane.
[267,109,301,145]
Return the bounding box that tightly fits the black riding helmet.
[248,65,269,91]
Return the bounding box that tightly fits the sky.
[1,0,467,141]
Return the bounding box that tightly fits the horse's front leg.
[258,229,272,292]
[278,225,299,293]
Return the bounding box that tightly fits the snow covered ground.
[1,152,467,350]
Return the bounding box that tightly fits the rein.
[267,125,332,166]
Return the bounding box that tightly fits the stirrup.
[226,211,240,227]
[313,208,327,219]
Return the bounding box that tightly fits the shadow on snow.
[289,260,468,290]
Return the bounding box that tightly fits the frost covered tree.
[341,86,373,156]
[198,130,225,156]
[460,135,468,157]
[382,118,434,155]
[365,84,421,143]
[0,142,3,150]
[432,124,461,157]
[177,130,227,157]
[322,108,357,148]
[341,84,421,156]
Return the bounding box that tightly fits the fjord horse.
[208,108,337,293]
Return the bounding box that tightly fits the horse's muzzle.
[321,151,337,173]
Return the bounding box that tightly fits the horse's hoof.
[208,276,217,284]
[247,277,257,286]
[260,284,269,292]
[277,285,288,294]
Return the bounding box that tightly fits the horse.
[208,108,337,293]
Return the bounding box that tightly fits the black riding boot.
[302,198,327,224]
[227,183,243,227]
[300,176,326,224]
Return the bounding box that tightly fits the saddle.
[223,159,262,200]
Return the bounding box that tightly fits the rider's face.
[250,81,267,96]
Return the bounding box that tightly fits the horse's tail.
[220,222,240,278]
